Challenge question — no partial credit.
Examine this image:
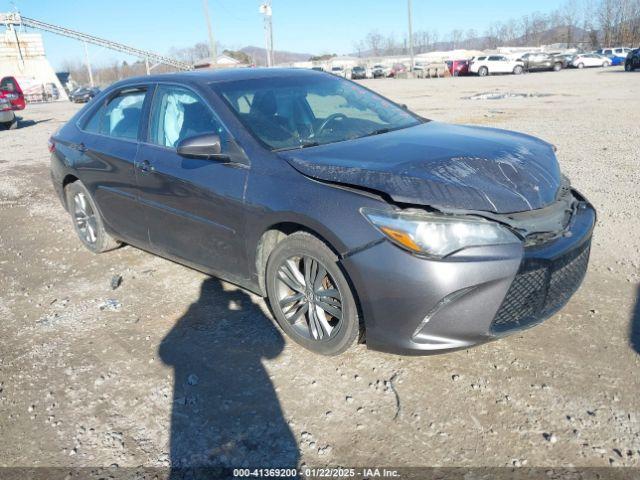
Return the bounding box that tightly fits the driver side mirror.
[177,134,228,161]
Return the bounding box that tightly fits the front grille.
[491,240,591,334]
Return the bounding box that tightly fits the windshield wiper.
[273,141,320,152]
[370,127,391,135]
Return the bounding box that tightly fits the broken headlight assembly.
[361,208,521,258]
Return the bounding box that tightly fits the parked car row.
[321,46,636,81]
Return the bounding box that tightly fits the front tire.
[65,181,120,253]
[265,232,360,356]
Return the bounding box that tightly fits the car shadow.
[158,277,299,477]
[631,286,640,355]
[16,118,52,129]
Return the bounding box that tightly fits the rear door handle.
[137,159,155,173]
[75,142,87,153]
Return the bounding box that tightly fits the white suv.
[596,47,632,57]
[469,55,525,76]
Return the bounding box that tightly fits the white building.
[0,28,68,101]
[193,54,248,69]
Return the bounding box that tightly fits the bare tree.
[365,31,384,56]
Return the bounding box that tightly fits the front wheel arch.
[255,222,343,297]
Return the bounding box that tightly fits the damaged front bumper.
[341,191,596,355]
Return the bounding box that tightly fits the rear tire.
[265,232,360,356]
[65,181,120,253]
[577,63,585,69]
[602,61,609,67]
[553,62,562,71]
[513,65,523,75]
[478,66,489,77]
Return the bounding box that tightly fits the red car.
[446,60,470,76]
[0,76,26,129]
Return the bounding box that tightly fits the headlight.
[361,208,520,258]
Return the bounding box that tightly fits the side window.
[84,103,106,134]
[83,88,146,140]
[149,85,223,148]
[103,90,146,140]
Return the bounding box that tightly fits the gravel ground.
[0,67,639,473]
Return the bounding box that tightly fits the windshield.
[212,73,421,151]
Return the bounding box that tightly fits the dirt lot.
[1,67,639,473]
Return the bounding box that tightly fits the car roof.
[111,67,324,89]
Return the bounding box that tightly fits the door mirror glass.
[176,134,226,160]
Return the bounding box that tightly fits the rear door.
[76,86,150,245]
[136,83,249,280]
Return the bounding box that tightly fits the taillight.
[48,138,56,153]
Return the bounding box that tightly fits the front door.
[136,84,249,281]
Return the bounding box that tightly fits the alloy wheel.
[73,192,97,245]
[275,255,343,341]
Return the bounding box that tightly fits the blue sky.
[3,0,564,69]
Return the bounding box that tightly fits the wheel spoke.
[316,299,342,320]
[306,306,320,339]
[286,302,308,324]
[315,306,334,337]
[303,256,315,287]
[316,288,340,299]
[278,263,305,293]
[279,292,304,309]
[313,265,327,290]
[286,259,306,286]
[318,294,341,308]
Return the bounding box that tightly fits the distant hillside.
[240,46,314,66]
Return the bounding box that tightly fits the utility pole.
[407,0,414,71]
[260,1,274,67]
[202,0,217,66]
[83,41,94,87]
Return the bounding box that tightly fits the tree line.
[353,0,640,56]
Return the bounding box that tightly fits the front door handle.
[137,160,155,173]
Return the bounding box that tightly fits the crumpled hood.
[279,122,562,213]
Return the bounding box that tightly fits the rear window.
[83,88,146,140]
[0,77,18,92]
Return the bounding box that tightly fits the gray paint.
[49,68,595,355]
